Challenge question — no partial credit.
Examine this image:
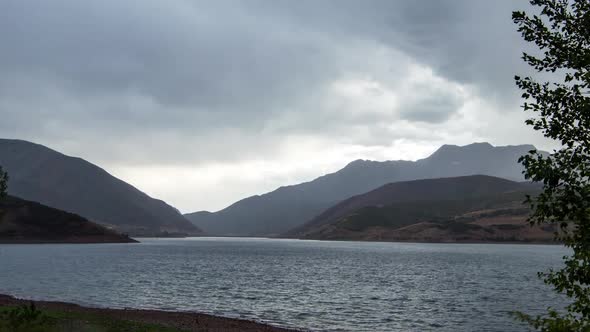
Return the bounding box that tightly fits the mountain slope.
[0,139,200,236]
[287,175,536,234]
[0,195,137,243]
[285,175,552,243]
[186,142,540,236]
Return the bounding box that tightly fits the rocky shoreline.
[0,294,299,332]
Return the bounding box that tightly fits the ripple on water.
[0,239,569,332]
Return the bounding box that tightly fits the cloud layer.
[0,0,555,211]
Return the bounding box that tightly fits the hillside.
[186,143,541,236]
[288,175,537,233]
[284,175,554,243]
[0,139,201,236]
[0,195,137,243]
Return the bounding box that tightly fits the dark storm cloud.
[268,0,533,101]
[0,1,338,112]
[399,94,464,124]
[0,0,533,165]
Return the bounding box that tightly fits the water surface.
[0,238,567,331]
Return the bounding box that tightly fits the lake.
[0,238,568,331]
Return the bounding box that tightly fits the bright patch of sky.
[0,0,556,211]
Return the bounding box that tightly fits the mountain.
[0,139,201,236]
[0,195,137,243]
[287,175,536,233]
[185,142,540,236]
[285,175,553,243]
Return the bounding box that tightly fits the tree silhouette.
[0,166,7,200]
[513,0,590,330]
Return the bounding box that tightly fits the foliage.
[0,166,7,200]
[512,0,590,330]
[0,302,47,332]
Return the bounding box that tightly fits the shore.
[0,294,299,332]
[0,237,138,244]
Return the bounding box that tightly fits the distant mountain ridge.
[0,195,137,243]
[0,139,201,236]
[287,175,536,234]
[285,175,550,243]
[186,142,541,236]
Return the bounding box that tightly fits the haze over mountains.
[186,142,541,236]
[0,139,200,236]
[0,139,544,240]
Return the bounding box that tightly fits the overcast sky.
[0,0,556,212]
